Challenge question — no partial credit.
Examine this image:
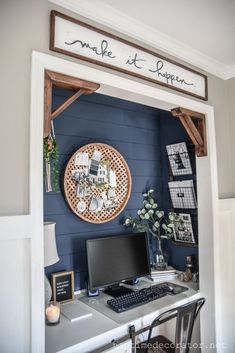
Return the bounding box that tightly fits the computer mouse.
[165,284,174,292]
[172,286,183,294]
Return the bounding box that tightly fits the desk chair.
[130,297,205,353]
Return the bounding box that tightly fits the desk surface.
[45,279,199,353]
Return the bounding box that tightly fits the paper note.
[61,302,93,322]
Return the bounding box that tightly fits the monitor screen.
[86,232,150,291]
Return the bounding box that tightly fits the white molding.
[49,0,235,80]
[31,50,219,352]
[52,12,207,100]
[218,197,235,211]
[29,52,45,353]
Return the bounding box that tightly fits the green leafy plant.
[43,135,59,192]
[124,189,178,240]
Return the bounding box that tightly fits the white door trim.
[30,50,219,353]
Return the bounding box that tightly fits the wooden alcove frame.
[171,107,207,157]
[44,70,100,137]
[26,52,217,353]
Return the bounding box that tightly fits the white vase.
[45,274,52,304]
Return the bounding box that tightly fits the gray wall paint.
[0,0,235,215]
[228,77,235,195]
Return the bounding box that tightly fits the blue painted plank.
[70,251,87,271]
[44,193,70,215]
[44,191,149,216]
[53,89,158,115]
[52,96,160,131]
[44,176,162,196]
[54,115,159,146]
[54,228,132,256]
[55,135,161,160]
[74,271,87,291]
[44,208,142,237]
[58,154,161,178]
[165,242,199,272]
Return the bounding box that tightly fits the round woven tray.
[63,143,132,224]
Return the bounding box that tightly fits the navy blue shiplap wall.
[159,111,198,272]
[44,89,198,290]
[44,89,163,290]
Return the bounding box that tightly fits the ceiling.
[104,0,235,66]
[50,0,235,79]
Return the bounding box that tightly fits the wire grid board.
[168,180,197,209]
[166,142,192,176]
[63,143,132,223]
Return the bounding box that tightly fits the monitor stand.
[104,284,134,298]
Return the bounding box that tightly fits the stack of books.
[149,266,178,282]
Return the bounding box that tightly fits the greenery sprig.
[124,189,178,240]
[43,135,60,192]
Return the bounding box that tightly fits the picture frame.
[173,213,196,244]
[168,180,197,209]
[51,271,74,303]
[50,10,208,101]
[166,142,192,176]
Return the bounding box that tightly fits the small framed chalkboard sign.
[51,271,74,303]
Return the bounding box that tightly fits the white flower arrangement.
[124,189,179,240]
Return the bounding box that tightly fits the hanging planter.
[43,122,59,192]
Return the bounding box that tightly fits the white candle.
[46,303,60,323]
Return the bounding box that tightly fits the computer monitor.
[86,232,150,297]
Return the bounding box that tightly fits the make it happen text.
[65,37,194,87]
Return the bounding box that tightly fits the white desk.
[45,279,200,353]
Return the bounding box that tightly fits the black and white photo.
[173,213,195,244]
[166,142,192,176]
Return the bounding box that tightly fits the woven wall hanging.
[63,143,132,224]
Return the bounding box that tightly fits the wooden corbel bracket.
[44,70,100,137]
[171,107,207,157]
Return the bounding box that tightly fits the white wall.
[0,238,30,353]
[227,78,235,195]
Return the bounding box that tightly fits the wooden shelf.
[171,107,207,157]
[44,70,100,137]
[172,240,198,248]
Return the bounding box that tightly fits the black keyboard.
[107,283,173,313]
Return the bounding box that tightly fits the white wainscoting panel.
[215,199,235,352]
[0,238,30,353]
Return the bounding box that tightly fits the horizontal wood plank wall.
[44,89,163,290]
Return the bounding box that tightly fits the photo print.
[166,142,192,176]
[173,213,195,244]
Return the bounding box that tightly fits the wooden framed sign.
[50,11,208,101]
[51,271,74,303]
